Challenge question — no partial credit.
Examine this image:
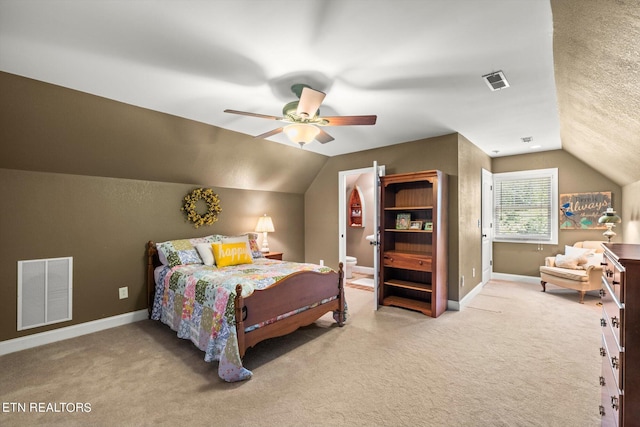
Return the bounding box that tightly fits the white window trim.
[493,168,558,244]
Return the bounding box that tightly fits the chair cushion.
[540,265,589,282]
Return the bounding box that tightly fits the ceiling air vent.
[482,71,510,91]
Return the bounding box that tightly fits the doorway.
[338,163,384,310]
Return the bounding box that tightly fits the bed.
[146,234,345,382]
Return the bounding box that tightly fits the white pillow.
[195,243,215,266]
[222,235,252,255]
[565,245,595,259]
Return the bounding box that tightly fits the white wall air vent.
[482,71,510,91]
[18,257,73,331]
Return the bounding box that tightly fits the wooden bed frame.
[146,241,345,359]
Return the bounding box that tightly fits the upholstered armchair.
[539,241,605,303]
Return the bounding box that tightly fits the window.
[493,168,558,244]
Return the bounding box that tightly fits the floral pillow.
[156,235,222,267]
[248,237,264,259]
[156,239,201,267]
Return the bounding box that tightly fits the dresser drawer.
[383,252,432,272]
[601,280,625,348]
[600,335,622,426]
[602,254,625,303]
[601,328,624,393]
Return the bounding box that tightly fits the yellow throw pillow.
[211,242,253,267]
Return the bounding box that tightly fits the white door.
[371,161,384,310]
[338,162,384,311]
[481,168,493,285]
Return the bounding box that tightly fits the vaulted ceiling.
[0,0,637,186]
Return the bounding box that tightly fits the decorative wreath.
[181,187,222,228]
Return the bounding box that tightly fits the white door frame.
[338,162,385,310]
[481,168,493,285]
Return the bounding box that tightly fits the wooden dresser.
[599,243,640,426]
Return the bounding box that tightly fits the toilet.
[345,256,357,279]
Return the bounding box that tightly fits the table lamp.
[255,214,275,252]
[598,207,621,243]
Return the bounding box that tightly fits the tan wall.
[305,134,461,299]
[0,168,304,341]
[0,71,328,194]
[457,135,492,300]
[0,72,326,341]
[492,150,622,276]
[622,180,640,244]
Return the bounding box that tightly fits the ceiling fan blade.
[224,109,283,121]
[296,87,326,118]
[254,127,284,139]
[320,115,377,126]
[315,128,334,144]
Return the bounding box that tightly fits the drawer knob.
[611,356,619,369]
[599,376,606,386]
[606,269,614,278]
[599,405,606,416]
[600,347,606,357]
[611,396,619,411]
[600,318,607,327]
[599,289,606,298]
[418,260,423,265]
[611,316,620,328]
[613,280,620,285]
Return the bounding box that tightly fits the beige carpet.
[0,280,602,426]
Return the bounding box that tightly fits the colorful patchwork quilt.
[151,258,338,382]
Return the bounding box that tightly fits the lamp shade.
[598,208,621,224]
[255,215,275,233]
[283,123,320,147]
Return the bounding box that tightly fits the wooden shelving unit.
[349,185,364,228]
[379,170,448,317]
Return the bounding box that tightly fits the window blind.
[493,168,558,244]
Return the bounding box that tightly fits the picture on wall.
[560,191,611,229]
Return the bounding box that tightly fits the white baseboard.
[448,279,485,311]
[491,272,541,285]
[0,309,148,356]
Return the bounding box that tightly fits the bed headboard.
[146,241,161,317]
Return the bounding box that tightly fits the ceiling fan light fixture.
[284,123,320,147]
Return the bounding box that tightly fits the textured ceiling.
[0,0,637,186]
[551,0,640,186]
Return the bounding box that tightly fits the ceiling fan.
[224,84,377,147]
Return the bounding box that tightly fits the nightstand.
[264,252,283,260]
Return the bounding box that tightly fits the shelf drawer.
[383,252,431,272]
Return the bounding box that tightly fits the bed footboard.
[234,262,345,358]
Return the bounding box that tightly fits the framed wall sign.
[560,191,611,229]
